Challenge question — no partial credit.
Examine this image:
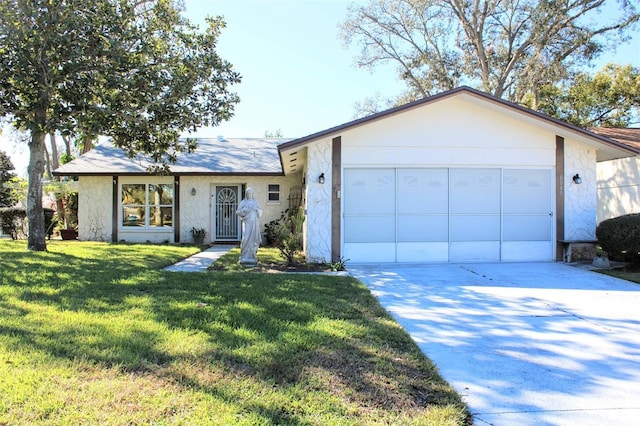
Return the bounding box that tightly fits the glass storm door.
[214,186,239,241]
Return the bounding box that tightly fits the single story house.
[591,127,640,223]
[54,86,640,263]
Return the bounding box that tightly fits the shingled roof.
[53,138,291,176]
[589,127,640,151]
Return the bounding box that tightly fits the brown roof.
[589,127,640,150]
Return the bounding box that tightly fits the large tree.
[341,0,639,104]
[533,63,640,127]
[0,0,240,251]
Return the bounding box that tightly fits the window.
[267,184,280,202]
[121,183,173,229]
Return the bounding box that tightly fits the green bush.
[263,207,305,266]
[0,207,55,239]
[596,213,640,264]
[0,207,26,239]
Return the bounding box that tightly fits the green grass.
[597,267,640,284]
[0,240,470,425]
[209,246,326,272]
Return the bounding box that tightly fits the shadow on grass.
[0,241,469,424]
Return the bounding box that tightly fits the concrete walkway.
[163,245,233,272]
[349,262,640,426]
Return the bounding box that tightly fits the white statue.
[236,187,262,264]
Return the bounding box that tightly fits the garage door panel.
[397,242,448,262]
[344,169,395,215]
[344,243,395,263]
[450,242,500,262]
[344,216,395,243]
[503,215,552,241]
[450,215,500,241]
[502,241,553,261]
[397,215,448,242]
[398,169,448,214]
[450,169,500,214]
[504,169,551,214]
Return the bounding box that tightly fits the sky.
[181,0,405,139]
[4,0,639,175]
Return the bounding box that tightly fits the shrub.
[263,207,305,266]
[596,213,640,264]
[0,207,55,240]
[0,207,26,239]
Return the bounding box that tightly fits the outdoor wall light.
[318,173,325,184]
[191,187,197,196]
[573,174,582,184]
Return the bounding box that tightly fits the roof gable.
[278,86,639,169]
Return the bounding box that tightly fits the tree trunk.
[61,135,72,158]
[27,129,47,251]
[49,133,60,170]
[82,136,93,154]
[43,140,52,180]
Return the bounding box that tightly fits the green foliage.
[0,207,53,239]
[0,150,17,208]
[0,0,240,159]
[535,64,640,127]
[0,207,26,238]
[190,226,207,235]
[0,0,241,250]
[264,207,305,266]
[190,226,207,245]
[596,213,640,264]
[59,153,74,165]
[326,257,350,272]
[341,0,639,104]
[0,241,469,425]
[264,129,283,138]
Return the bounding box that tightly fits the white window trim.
[120,182,174,231]
[267,183,281,204]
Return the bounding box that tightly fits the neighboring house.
[54,86,640,263]
[591,128,640,223]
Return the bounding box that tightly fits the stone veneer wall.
[304,139,332,262]
[564,139,597,240]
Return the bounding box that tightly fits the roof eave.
[52,171,285,177]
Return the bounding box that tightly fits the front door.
[214,186,240,241]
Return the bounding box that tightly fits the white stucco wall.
[340,96,557,168]
[78,176,112,241]
[77,175,297,244]
[304,140,332,262]
[564,139,597,240]
[179,175,298,244]
[597,156,640,223]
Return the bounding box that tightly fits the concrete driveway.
[349,262,640,426]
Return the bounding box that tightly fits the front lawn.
[597,266,640,284]
[0,240,469,425]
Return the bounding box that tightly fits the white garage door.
[343,168,553,263]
